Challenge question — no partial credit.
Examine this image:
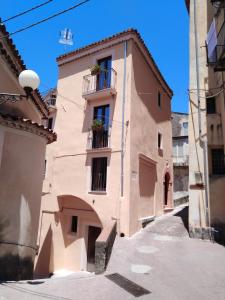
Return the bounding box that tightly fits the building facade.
[35,29,173,277]
[187,0,225,243]
[172,112,189,206]
[0,21,56,280]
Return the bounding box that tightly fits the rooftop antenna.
[59,28,73,52]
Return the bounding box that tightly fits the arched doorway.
[164,172,170,206]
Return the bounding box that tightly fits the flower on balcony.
[90,64,101,76]
[91,119,104,131]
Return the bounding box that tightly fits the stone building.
[186,0,225,243]
[35,29,173,277]
[172,112,189,206]
[0,21,56,280]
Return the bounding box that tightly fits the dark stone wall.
[95,222,117,274]
[0,254,33,281]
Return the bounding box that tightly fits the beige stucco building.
[187,0,225,242]
[0,21,56,280]
[35,29,173,277]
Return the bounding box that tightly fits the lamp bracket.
[0,93,27,105]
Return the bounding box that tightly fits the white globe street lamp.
[19,70,40,91]
[0,69,40,104]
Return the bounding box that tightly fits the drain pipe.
[193,0,210,229]
[117,40,127,234]
[121,40,127,198]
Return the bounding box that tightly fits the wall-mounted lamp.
[0,69,40,104]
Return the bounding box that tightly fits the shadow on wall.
[139,161,157,218]
[34,225,53,278]
[0,254,33,281]
[174,205,189,233]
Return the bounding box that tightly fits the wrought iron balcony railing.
[82,68,117,98]
[87,128,111,150]
[173,155,189,166]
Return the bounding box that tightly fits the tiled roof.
[0,19,49,117]
[0,113,57,144]
[57,28,173,96]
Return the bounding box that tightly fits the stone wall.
[95,221,117,274]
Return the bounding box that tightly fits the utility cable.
[0,0,90,40]
[1,0,54,24]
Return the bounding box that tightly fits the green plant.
[92,119,104,131]
[90,64,101,76]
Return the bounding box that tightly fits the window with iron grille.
[91,157,107,191]
[212,148,225,175]
[206,97,216,114]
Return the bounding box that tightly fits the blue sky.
[1,0,189,112]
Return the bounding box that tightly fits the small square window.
[206,97,216,114]
[71,216,78,233]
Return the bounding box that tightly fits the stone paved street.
[1,205,225,300]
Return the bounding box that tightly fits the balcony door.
[97,56,112,91]
[92,105,110,149]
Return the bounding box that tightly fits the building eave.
[56,28,173,98]
[0,20,49,117]
[0,113,57,144]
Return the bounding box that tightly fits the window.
[206,97,216,114]
[91,157,107,191]
[48,117,53,130]
[182,122,188,136]
[158,91,161,107]
[158,133,162,149]
[92,105,110,148]
[212,148,225,175]
[43,159,47,178]
[97,56,112,90]
[173,140,184,157]
[71,216,78,233]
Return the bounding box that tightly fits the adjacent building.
[187,0,225,243]
[172,112,189,206]
[0,21,56,280]
[35,29,173,277]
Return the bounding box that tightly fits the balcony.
[82,68,117,100]
[173,155,189,167]
[206,9,225,71]
[87,128,111,152]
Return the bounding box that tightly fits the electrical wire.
[0,0,90,40]
[1,0,54,24]
[41,82,128,126]
[188,87,225,99]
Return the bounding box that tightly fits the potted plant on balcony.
[91,119,104,131]
[90,64,101,76]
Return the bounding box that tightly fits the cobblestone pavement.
[1,205,225,300]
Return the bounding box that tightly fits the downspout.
[117,40,127,234]
[193,0,211,230]
[121,41,127,198]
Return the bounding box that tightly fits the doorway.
[164,172,170,206]
[87,226,101,272]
